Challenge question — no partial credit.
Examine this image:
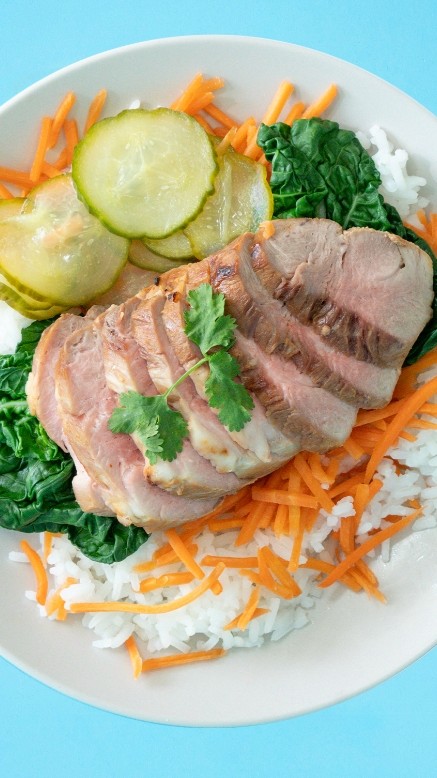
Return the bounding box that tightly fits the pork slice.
[159,265,297,476]
[131,285,246,497]
[26,312,111,516]
[232,332,357,451]
[55,320,217,530]
[100,292,240,498]
[207,233,400,408]
[252,219,434,367]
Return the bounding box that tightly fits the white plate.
[1,35,436,727]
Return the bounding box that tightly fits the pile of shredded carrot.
[0,72,338,198]
[20,345,437,678]
[5,75,437,678]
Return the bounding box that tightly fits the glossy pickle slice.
[72,108,219,239]
[0,174,129,307]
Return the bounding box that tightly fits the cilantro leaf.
[205,350,254,431]
[184,283,236,354]
[108,391,188,464]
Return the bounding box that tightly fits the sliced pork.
[27,218,434,531]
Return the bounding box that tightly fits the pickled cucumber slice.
[128,239,187,273]
[72,108,218,239]
[0,198,24,221]
[0,174,129,306]
[0,282,64,319]
[143,231,193,260]
[185,150,273,259]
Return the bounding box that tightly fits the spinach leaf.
[258,118,437,364]
[0,320,148,563]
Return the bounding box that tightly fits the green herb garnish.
[108,283,254,462]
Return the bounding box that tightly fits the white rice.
[355,125,428,218]
[4,124,436,665]
[10,364,436,658]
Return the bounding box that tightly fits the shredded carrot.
[171,73,204,111]
[292,454,334,512]
[301,559,361,592]
[207,516,246,533]
[43,531,55,565]
[20,540,48,605]
[236,586,260,629]
[318,508,422,589]
[142,648,225,672]
[342,435,366,460]
[230,117,256,153]
[251,486,318,509]
[48,91,76,148]
[302,84,338,118]
[83,89,107,134]
[29,116,52,183]
[193,114,215,134]
[133,542,198,573]
[45,577,78,617]
[261,547,301,596]
[288,513,306,572]
[365,375,437,483]
[284,100,305,125]
[125,635,143,678]
[201,554,258,568]
[263,80,295,125]
[224,607,269,631]
[69,562,225,615]
[165,529,205,580]
[138,572,194,593]
[64,118,79,164]
[0,182,13,198]
[216,126,238,154]
[258,220,276,240]
[273,503,289,537]
[0,166,34,188]
[186,91,214,115]
[203,103,238,129]
[235,502,275,546]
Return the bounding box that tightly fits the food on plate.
[27,218,433,532]
[1,71,437,677]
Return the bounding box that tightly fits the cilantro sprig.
[108,284,254,464]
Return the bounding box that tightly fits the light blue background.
[1,1,436,776]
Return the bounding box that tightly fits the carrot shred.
[83,89,107,134]
[48,91,76,148]
[165,529,205,580]
[201,554,258,569]
[125,635,143,679]
[20,540,49,605]
[342,436,366,460]
[171,73,204,111]
[261,547,302,596]
[230,117,256,153]
[43,531,55,565]
[262,80,295,125]
[142,648,225,672]
[29,116,52,183]
[302,84,338,118]
[0,166,34,188]
[251,486,318,509]
[365,375,437,483]
[0,182,13,198]
[235,502,275,546]
[64,118,79,164]
[224,607,269,630]
[318,508,422,589]
[133,542,198,573]
[69,562,225,615]
[45,577,78,617]
[292,454,334,512]
[216,126,238,154]
[194,114,215,134]
[301,559,361,592]
[203,103,238,129]
[288,512,306,572]
[284,100,305,125]
[138,572,194,593]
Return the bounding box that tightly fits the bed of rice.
[4,125,437,662]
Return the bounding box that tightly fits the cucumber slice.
[185,150,273,259]
[72,108,218,239]
[0,198,24,220]
[0,280,65,319]
[128,239,188,273]
[143,231,193,260]
[0,174,129,306]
